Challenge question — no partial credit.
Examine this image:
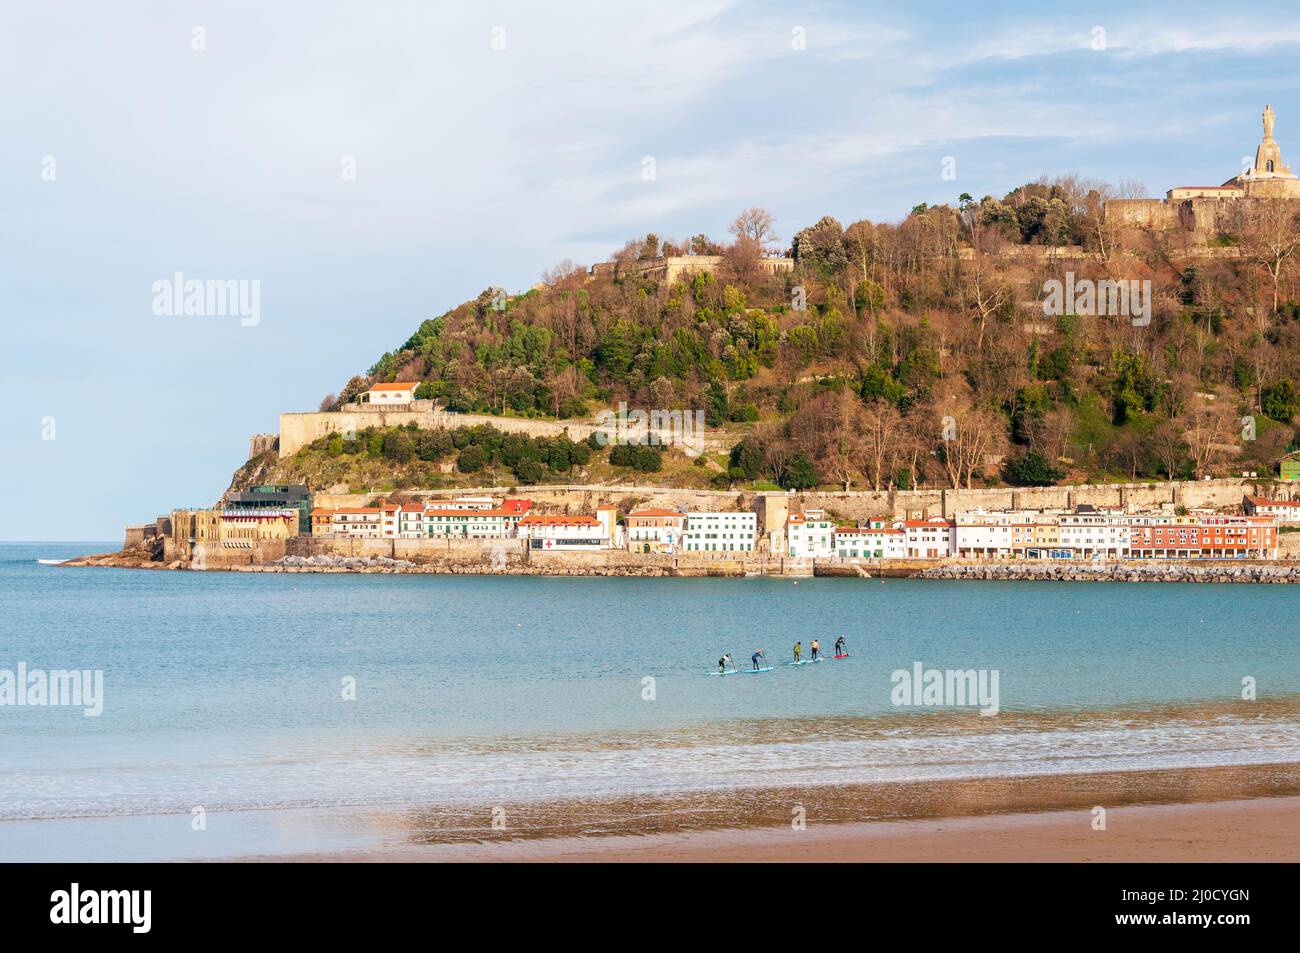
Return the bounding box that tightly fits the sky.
[4,0,1300,541]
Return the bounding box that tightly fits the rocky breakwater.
[262,554,417,571]
[251,553,678,576]
[918,562,1300,584]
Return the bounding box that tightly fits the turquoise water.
[1,542,1298,858]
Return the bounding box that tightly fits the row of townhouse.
[309,497,623,549]
[621,509,760,554]
[785,506,1280,561]
[312,498,533,540]
[788,512,952,560]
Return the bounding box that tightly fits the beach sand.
[260,794,1300,863]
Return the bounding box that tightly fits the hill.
[271,184,1300,495]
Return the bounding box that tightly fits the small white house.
[365,381,419,404]
[903,518,956,558]
[786,510,835,558]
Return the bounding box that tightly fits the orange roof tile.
[519,514,600,526]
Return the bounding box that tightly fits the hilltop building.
[1106,105,1300,234]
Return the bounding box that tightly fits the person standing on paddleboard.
[834,635,846,657]
[751,648,766,671]
[718,653,733,673]
[793,641,802,662]
[810,639,821,661]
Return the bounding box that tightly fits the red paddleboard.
[833,654,849,659]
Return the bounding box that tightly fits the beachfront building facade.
[786,510,835,558]
[834,520,906,559]
[1243,495,1300,524]
[422,499,532,538]
[683,511,757,553]
[311,503,400,538]
[903,518,956,559]
[1128,514,1277,559]
[517,514,610,549]
[1057,508,1129,558]
[313,498,533,539]
[626,508,685,553]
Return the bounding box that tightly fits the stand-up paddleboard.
[743,666,774,673]
[787,659,809,666]
[833,653,849,659]
[708,669,743,676]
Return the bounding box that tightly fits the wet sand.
[263,795,1300,862]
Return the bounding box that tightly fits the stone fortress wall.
[311,477,1271,523]
[278,401,730,458]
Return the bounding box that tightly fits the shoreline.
[59,549,1300,582]
[248,795,1300,863]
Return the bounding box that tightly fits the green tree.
[782,450,818,490]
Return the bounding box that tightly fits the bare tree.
[961,250,1014,352]
[1233,199,1300,315]
[721,236,764,287]
[729,207,779,251]
[319,393,339,412]
[541,259,585,286]
[853,399,901,490]
[1183,398,1237,478]
[940,406,1003,489]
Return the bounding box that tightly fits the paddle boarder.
[810,639,821,661]
[793,641,803,662]
[834,635,847,657]
[751,648,767,671]
[718,653,733,674]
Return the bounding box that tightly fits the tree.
[1262,379,1300,423]
[729,207,778,250]
[962,250,1013,352]
[319,393,338,412]
[1005,450,1063,486]
[1234,199,1300,315]
[338,376,369,407]
[792,216,848,278]
[721,236,764,287]
[939,406,1003,489]
[1182,399,1236,478]
[854,399,901,490]
[782,450,818,490]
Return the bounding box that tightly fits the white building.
[364,381,419,404]
[1057,509,1128,558]
[423,499,532,538]
[314,503,401,538]
[903,518,956,558]
[786,510,835,558]
[834,520,906,559]
[684,511,757,553]
[625,508,686,553]
[518,514,610,549]
[1244,495,1300,524]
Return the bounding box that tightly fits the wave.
[2,697,1297,821]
